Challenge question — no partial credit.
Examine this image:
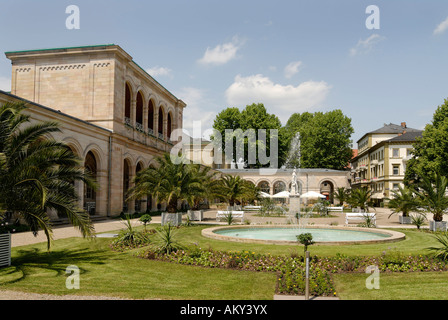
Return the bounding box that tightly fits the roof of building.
[388,131,423,142]
[219,168,348,174]
[368,123,421,135]
[357,122,421,144]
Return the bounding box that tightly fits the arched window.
[167,112,173,141]
[158,106,164,138]
[135,162,144,212]
[124,83,131,122]
[257,181,270,194]
[273,181,286,195]
[84,151,97,215]
[136,91,144,130]
[123,159,131,212]
[148,100,155,134]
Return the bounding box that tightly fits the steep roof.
[388,131,423,142]
[368,123,421,135]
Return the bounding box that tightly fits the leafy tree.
[285,110,354,170]
[297,233,315,254]
[139,214,152,232]
[0,102,95,249]
[405,99,448,184]
[211,103,288,168]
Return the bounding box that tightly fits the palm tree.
[0,102,95,249]
[387,186,418,220]
[414,172,448,222]
[185,164,219,211]
[333,187,349,206]
[127,154,204,213]
[348,188,373,212]
[215,174,254,207]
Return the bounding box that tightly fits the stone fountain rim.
[201,224,406,246]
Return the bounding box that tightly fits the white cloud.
[176,87,217,138]
[349,34,385,57]
[145,66,172,78]
[198,36,244,66]
[0,76,11,92]
[225,74,331,122]
[284,61,302,79]
[434,16,448,35]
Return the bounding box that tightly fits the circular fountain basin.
[202,225,405,245]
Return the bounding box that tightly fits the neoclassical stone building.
[220,168,350,203]
[1,44,186,218]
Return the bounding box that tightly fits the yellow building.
[350,122,422,205]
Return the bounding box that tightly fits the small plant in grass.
[110,215,151,251]
[428,232,448,260]
[223,212,235,225]
[153,223,184,254]
[297,233,315,255]
[139,214,152,231]
[411,213,426,230]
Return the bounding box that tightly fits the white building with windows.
[350,122,422,206]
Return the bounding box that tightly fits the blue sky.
[1,0,448,144]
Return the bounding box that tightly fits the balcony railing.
[124,117,132,127]
[135,122,144,132]
[158,133,164,140]
[147,128,154,136]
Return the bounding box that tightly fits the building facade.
[218,168,351,203]
[1,44,186,218]
[350,122,422,205]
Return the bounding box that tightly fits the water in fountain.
[284,132,310,229]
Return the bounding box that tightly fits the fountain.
[203,134,406,245]
[284,133,308,227]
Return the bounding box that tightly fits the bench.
[216,211,245,222]
[345,212,376,226]
[327,206,344,212]
[243,205,262,212]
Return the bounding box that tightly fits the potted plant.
[386,186,418,224]
[414,173,448,231]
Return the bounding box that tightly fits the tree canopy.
[211,104,353,170]
[405,99,448,184]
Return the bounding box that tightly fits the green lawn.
[1,236,276,300]
[332,272,448,300]
[0,224,445,300]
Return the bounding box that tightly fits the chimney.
[401,122,407,128]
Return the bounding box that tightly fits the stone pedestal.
[289,195,301,216]
[430,220,447,232]
[161,212,183,226]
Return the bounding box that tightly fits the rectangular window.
[393,165,400,175]
[392,148,400,158]
[393,183,400,190]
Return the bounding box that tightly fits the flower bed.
[137,247,448,297]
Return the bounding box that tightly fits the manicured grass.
[0,223,445,300]
[1,236,276,300]
[332,272,448,300]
